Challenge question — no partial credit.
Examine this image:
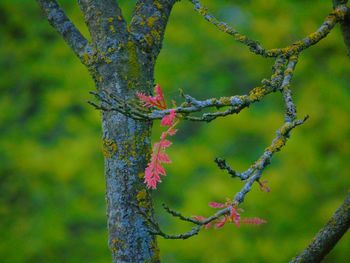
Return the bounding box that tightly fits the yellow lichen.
[236,35,248,42]
[82,53,90,65]
[144,34,154,46]
[218,23,227,32]
[147,16,158,27]
[248,87,266,101]
[219,96,231,105]
[126,41,140,84]
[198,7,208,16]
[150,239,160,263]
[154,1,162,10]
[136,190,147,202]
[268,138,286,152]
[105,56,112,64]
[102,139,118,158]
[110,238,126,253]
[284,68,293,76]
[333,8,346,20]
[138,191,152,209]
[109,25,116,33]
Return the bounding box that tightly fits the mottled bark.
[77,0,171,260]
[77,0,127,46]
[37,0,177,262]
[291,192,350,263]
[334,0,350,55]
[130,0,179,61]
[36,0,92,64]
[98,55,158,262]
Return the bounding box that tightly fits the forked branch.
[36,0,92,64]
[77,0,127,45]
[139,54,308,239]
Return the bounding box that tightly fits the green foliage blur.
[1,0,349,262]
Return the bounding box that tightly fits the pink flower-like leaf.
[157,152,171,163]
[161,109,177,126]
[144,116,178,189]
[241,217,267,225]
[207,198,267,229]
[167,127,178,136]
[208,202,226,209]
[136,84,167,110]
[144,165,161,190]
[229,206,241,228]
[139,84,180,189]
[159,139,172,149]
[215,217,227,228]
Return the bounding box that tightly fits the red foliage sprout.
[137,85,267,232]
[137,85,179,189]
[193,198,267,229]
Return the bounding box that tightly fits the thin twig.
[189,0,349,57]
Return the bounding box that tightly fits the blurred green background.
[1,0,349,262]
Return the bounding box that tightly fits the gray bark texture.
[37,0,177,262]
[291,192,350,263]
[334,0,350,55]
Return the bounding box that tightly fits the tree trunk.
[95,39,159,262]
[36,1,183,261]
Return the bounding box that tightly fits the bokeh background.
[1,0,349,262]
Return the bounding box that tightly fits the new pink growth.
[137,84,179,189]
[136,84,167,110]
[161,109,176,126]
[215,217,227,228]
[229,205,241,228]
[144,131,175,189]
[208,202,226,209]
[241,217,267,225]
[205,199,267,229]
[144,143,171,189]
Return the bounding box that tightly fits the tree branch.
[291,191,350,263]
[77,0,127,46]
[149,114,307,240]
[189,0,349,57]
[130,0,179,61]
[139,53,307,240]
[334,0,350,56]
[36,0,92,64]
[88,56,287,122]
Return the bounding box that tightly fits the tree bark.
[38,1,177,261]
[290,191,350,263]
[333,0,350,56]
[81,14,161,263]
[97,44,158,262]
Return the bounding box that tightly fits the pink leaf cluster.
[193,198,267,229]
[161,109,176,126]
[136,84,167,110]
[137,84,178,189]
